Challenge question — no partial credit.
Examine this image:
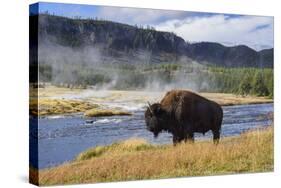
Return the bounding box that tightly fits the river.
[30,103,273,169]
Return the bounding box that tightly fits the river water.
[30,103,273,169]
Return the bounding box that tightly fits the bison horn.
[147,102,153,114]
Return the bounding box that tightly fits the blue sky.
[30,2,273,50]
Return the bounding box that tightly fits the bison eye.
[156,107,163,115]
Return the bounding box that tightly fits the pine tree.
[239,74,252,97]
[252,71,269,96]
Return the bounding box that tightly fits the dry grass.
[29,87,272,117]
[30,86,83,98]
[29,97,131,117]
[89,90,273,106]
[36,126,273,186]
[76,138,154,161]
[32,86,273,106]
[84,108,132,117]
[30,91,272,117]
[201,92,273,106]
[29,98,99,116]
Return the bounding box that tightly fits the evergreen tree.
[238,73,252,96]
[252,71,269,96]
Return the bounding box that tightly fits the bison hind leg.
[173,136,183,146]
[184,133,194,143]
[212,129,220,145]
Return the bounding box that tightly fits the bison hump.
[161,90,195,107]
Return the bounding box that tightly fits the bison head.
[144,102,168,138]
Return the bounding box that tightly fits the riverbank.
[29,98,98,116]
[30,86,273,117]
[29,98,132,117]
[33,126,273,186]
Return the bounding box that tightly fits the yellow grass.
[29,98,131,117]
[30,85,83,98]
[201,92,273,106]
[76,138,153,161]
[30,86,273,117]
[35,126,273,186]
[29,98,99,116]
[84,108,132,117]
[86,90,272,106]
[33,86,273,105]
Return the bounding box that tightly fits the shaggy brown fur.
[145,90,223,145]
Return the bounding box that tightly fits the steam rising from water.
[38,35,211,92]
[37,14,212,92]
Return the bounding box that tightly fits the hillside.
[31,14,273,68]
[187,42,273,68]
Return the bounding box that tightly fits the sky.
[30,2,274,51]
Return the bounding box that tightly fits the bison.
[145,90,223,145]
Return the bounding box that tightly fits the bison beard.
[144,90,223,145]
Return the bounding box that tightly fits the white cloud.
[96,6,273,50]
[153,15,273,50]
[97,7,188,25]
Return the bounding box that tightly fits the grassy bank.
[84,108,132,117]
[200,92,273,106]
[29,98,132,117]
[29,98,99,116]
[35,126,273,186]
[30,86,273,117]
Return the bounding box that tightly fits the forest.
[36,62,273,98]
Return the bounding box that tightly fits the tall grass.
[36,126,273,186]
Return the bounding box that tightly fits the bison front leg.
[173,136,181,146]
[173,135,185,146]
[185,133,194,143]
[212,129,220,144]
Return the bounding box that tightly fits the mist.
[38,37,215,93]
